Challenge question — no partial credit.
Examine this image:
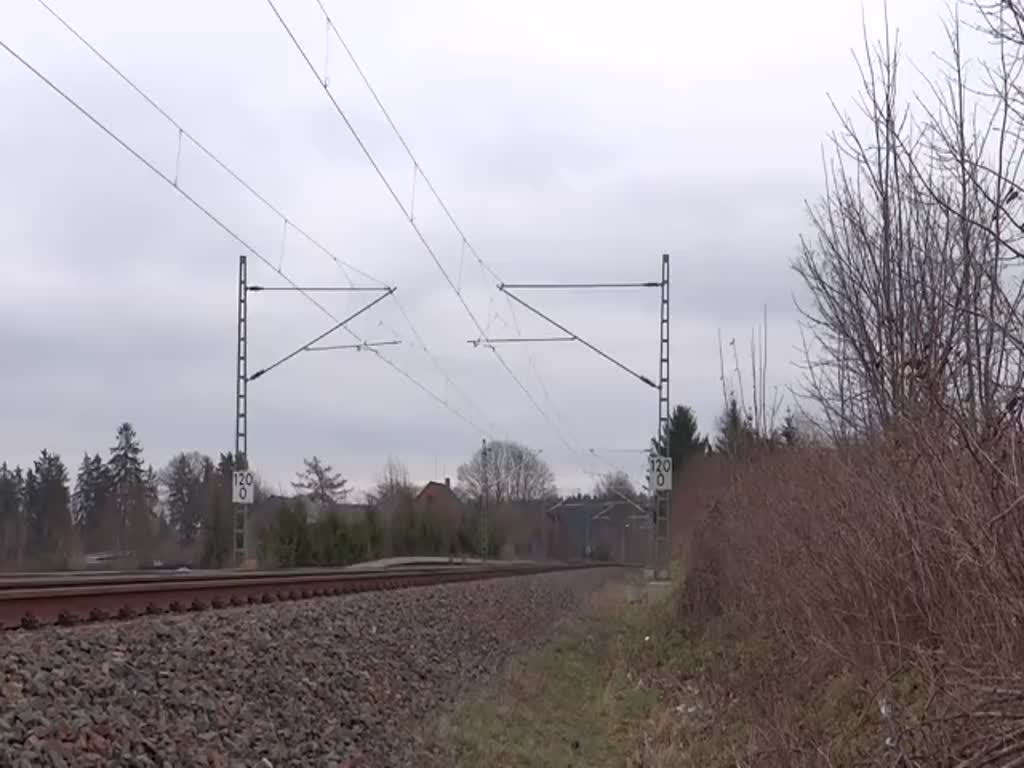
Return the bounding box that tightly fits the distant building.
[414,478,465,530]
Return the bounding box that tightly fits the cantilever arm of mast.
[467,335,575,347]
[499,282,659,289]
[306,340,402,352]
[249,287,396,381]
[247,285,390,292]
[497,285,657,389]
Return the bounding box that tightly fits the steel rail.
[0,562,620,630]
[0,563,504,589]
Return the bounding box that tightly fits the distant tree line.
[3,404,776,570]
[0,422,248,570]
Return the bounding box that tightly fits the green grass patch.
[416,575,895,767]
[420,581,665,768]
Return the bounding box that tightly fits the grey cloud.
[0,0,948,496]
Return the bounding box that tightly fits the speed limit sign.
[648,455,672,491]
[232,470,255,504]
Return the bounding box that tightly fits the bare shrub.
[672,7,1024,761]
[677,424,1024,760]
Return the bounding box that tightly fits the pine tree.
[781,412,799,446]
[72,454,112,551]
[0,463,25,565]
[107,422,147,552]
[161,452,208,545]
[72,454,92,531]
[652,404,708,472]
[94,455,112,549]
[715,398,756,456]
[25,451,72,563]
[292,456,348,507]
[144,464,159,522]
[22,468,37,555]
[200,453,235,567]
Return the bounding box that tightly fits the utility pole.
[473,255,672,580]
[231,255,397,567]
[480,438,489,560]
[653,253,671,580]
[234,255,249,566]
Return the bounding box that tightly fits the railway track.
[0,561,615,630]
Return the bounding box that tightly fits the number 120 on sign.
[232,470,255,504]
[648,455,672,491]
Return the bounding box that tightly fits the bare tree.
[367,457,413,505]
[456,441,556,505]
[794,14,1024,452]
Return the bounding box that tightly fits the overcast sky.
[0,0,951,496]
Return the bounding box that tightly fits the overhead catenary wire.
[312,0,501,284]
[29,0,385,289]
[281,0,611,468]
[0,33,494,440]
[388,297,506,438]
[314,0,661,469]
[266,0,588,459]
[265,0,508,345]
[18,0,508,442]
[313,0,666,492]
[501,295,572,434]
[306,7,601,465]
[17,1,643,478]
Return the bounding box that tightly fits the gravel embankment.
[0,568,615,767]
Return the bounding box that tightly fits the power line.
[373,309,502,438]
[18,1,639,476]
[33,0,511,448]
[265,0,483,331]
[313,0,502,284]
[266,0,586,458]
[30,0,386,289]
[323,3,597,463]
[0,37,322,313]
[502,295,573,436]
[388,295,505,438]
[0,32,493,439]
[14,1,509,443]
[311,1,627,460]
